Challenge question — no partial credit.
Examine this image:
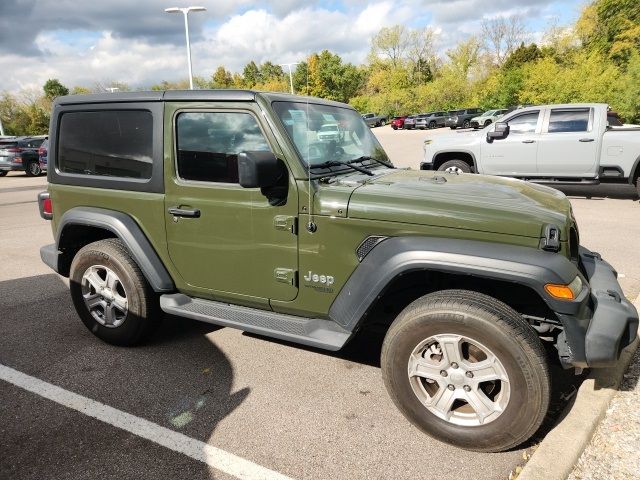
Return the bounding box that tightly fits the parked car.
[414,113,432,130]
[422,103,640,196]
[39,138,49,172]
[403,115,417,130]
[390,116,406,130]
[470,109,508,128]
[445,108,484,129]
[361,112,388,127]
[417,111,448,129]
[39,90,637,454]
[0,135,47,177]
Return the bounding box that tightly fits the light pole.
[165,6,206,90]
[280,62,300,94]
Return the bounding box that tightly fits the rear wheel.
[0,171,8,177]
[25,161,42,177]
[381,290,550,452]
[463,120,471,129]
[429,121,436,129]
[381,119,387,126]
[636,177,640,198]
[392,125,398,130]
[438,159,472,174]
[69,238,160,346]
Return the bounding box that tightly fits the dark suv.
[445,108,483,129]
[0,136,47,176]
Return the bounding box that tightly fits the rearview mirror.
[487,122,510,142]
[238,151,283,188]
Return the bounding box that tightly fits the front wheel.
[381,290,550,452]
[25,161,42,177]
[0,171,8,177]
[437,159,472,174]
[484,120,492,127]
[462,120,470,129]
[69,238,160,346]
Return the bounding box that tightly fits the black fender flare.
[329,236,585,332]
[629,154,640,184]
[55,207,174,292]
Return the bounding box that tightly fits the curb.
[517,292,640,480]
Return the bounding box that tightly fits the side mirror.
[487,122,510,142]
[238,151,282,188]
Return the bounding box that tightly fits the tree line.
[1,0,638,136]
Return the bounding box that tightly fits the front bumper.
[420,162,434,170]
[557,247,638,368]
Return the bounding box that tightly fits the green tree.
[211,66,233,88]
[242,61,261,87]
[503,43,543,70]
[43,79,69,99]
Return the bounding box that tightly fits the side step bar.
[527,178,600,186]
[160,293,351,351]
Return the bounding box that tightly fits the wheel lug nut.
[463,385,471,392]
[447,384,455,391]
[465,371,473,378]
[451,362,459,369]
[440,370,448,377]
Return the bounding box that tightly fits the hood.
[344,169,572,240]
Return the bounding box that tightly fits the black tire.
[437,159,472,173]
[429,121,436,129]
[25,161,42,177]
[69,238,160,346]
[636,177,640,198]
[462,120,470,129]
[381,290,550,452]
[450,126,456,130]
[392,125,398,130]
[0,171,8,177]
[381,119,387,126]
[484,120,492,127]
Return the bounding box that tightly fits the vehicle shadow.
[0,273,249,479]
[553,184,639,200]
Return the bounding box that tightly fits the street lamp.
[165,6,206,90]
[280,62,300,94]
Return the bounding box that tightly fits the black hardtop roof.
[53,89,354,109]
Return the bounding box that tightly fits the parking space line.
[0,364,293,480]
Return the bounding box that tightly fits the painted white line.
[0,364,293,480]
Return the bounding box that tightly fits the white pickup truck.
[421,103,640,195]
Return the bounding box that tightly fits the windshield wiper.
[312,160,375,176]
[349,155,394,169]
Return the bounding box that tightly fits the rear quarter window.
[57,110,153,179]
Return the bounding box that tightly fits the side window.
[548,109,590,133]
[58,110,153,179]
[507,111,539,134]
[176,111,270,183]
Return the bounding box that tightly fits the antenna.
[305,60,317,233]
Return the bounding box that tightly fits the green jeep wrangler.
[39,90,638,452]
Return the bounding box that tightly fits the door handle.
[579,138,595,142]
[168,207,201,218]
[522,139,535,144]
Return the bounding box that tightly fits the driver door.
[164,103,299,304]
[479,110,541,176]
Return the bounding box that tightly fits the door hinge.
[274,268,297,286]
[274,215,297,234]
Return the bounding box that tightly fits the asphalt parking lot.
[1,128,639,480]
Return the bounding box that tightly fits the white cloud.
[0,0,583,93]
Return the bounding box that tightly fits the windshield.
[272,101,391,169]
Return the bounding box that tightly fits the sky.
[0,0,586,93]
